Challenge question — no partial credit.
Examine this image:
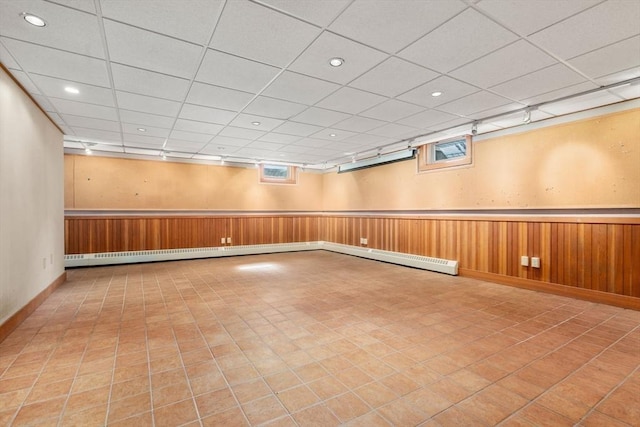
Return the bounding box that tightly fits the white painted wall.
[0,67,64,325]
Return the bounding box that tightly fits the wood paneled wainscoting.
[64,214,321,254]
[64,212,639,309]
[320,214,640,309]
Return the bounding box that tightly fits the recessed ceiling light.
[20,12,47,27]
[329,57,344,67]
[137,128,146,132]
[84,148,92,155]
[329,133,337,137]
[64,86,79,94]
[251,121,261,126]
[431,91,443,97]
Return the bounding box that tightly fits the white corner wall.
[0,67,64,325]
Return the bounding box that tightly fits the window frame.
[259,163,297,184]
[418,135,473,172]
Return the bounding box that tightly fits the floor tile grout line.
[495,312,638,426]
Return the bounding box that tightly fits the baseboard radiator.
[64,241,458,276]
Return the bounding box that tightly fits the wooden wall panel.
[65,214,639,301]
[322,216,640,298]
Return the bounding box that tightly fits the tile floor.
[0,251,638,426]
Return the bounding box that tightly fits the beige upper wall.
[66,156,324,210]
[0,66,64,324]
[65,108,639,212]
[323,109,640,210]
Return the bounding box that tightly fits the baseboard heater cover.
[319,242,458,275]
[64,241,458,275]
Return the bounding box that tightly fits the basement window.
[418,135,473,172]
[260,164,297,184]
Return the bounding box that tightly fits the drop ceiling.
[1,0,639,168]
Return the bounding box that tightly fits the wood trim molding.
[459,268,640,310]
[0,272,67,343]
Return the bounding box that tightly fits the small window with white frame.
[418,135,473,172]
[260,164,297,184]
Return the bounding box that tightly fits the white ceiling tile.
[164,140,208,152]
[529,0,640,59]
[569,36,640,80]
[360,99,424,122]
[520,81,598,106]
[272,121,324,137]
[262,71,340,104]
[63,140,84,149]
[289,32,387,85]
[0,42,20,69]
[292,107,350,127]
[229,114,284,132]
[50,98,118,120]
[286,138,330,148]
[48,0,96,14]
[247,140,285,151]
[8,70,40,94]
[1,38,109,86]
[491,64,587,101]
[61,114,120,132]
[342,133,389,145]
[398,75,479,108]
[255,0,349,26]
[111,63,190,101]
[257,133,302,144]
[31,94,55,112]
[315,87,387,114]
[349,57,439,98]
[122,133,166,146]
[0,1,104,57]
[367,123,419,138]
[196,49,281,93]
[120,109,176,128]
[104,20,202,79]
[100,0,223,45]
[436,91,512,116]
[476,0,600,36]
[399,8,518,73]
[310,128,357,141]
[451,40,557,88]
[396,109,462,129]
[595,68,640,86]
[210,0,320,67]
[539,90,623,116]
[186,82,253,111]
[219,126,266,140]
[116,91,181,117]
[333,116,387,133]
[467,102,526,120]
[329,0,466,53]
[168,130,213,143]
[199,144,240,155]
[121,124,169,138]
[179,104,236,125]
[208,135,253,147]
[232,147,278,159]
[29,74,113,105]
[70,127,121,142]
[243,96,307,119]
[173,119,224,135]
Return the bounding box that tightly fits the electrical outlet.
[226,237,232,244]
[531,257,541,268]
[362,238,368,245]
[521,256,529,267]
[221,237,226,244]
